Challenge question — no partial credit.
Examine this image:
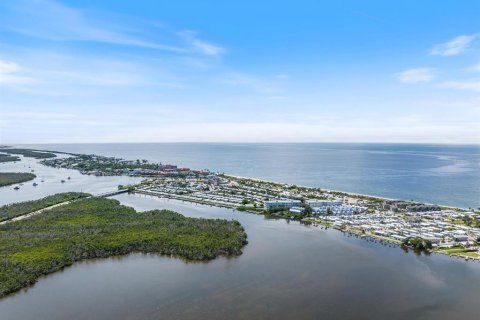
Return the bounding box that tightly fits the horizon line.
[3,141,480,146]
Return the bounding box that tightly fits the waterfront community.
[1,145,480,319]
[27,147,480,260]
[2,145,480,262]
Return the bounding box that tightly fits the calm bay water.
[0,155,141,206]
[1,194,479,320]
[1,143,480,319]
[20,143,480,208]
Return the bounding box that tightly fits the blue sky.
[0,0,479,143]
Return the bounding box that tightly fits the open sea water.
[19,143,480,209]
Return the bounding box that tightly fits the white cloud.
[0,60,21,73]
[0,59,37,86]
[429,34,477,56]
[395,68,435,83]
[79,120,480,144]
[440,81,480,92]
[179,31,225,56]
[2,0,186,52]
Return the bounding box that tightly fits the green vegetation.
[236,205,264,213]
[118,184,136,192]
[435,246,479,258]
[0,172,36,188]
[460,215,480,228]
[0,154,20,163]
[276,212,304,220]
[42,154,164,173]
[0,148,56,159]
[0,197,247,297]
[401,237,432,252]
[302,204,312,216]
[0,192,89,221]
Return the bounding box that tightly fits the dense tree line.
[461,215,480,228]
[0,172,36,188]
[42,154,167,173]
[401,237,432,252]
[0,148,56,159]
[0,192,89,221]
[0,197,247,298]
[0,154,20,163]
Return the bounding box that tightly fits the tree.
[401,237,432,252]
[303,204,312,217]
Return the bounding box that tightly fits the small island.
[0,148,56,159]
[0,153,21,163]
[0,172,36,187]
[0,195,248,298]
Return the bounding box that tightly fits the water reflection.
[1,194,479,320]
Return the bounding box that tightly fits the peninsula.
[2,147,480,261]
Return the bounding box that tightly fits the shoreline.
[224,174,469,211]
[2,147,479,262]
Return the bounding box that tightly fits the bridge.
[95,189,129,198]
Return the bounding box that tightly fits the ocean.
[2,143,480,320]
[20,143,480,209]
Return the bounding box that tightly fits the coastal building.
[305,199,362,216]
[311,205,360,215]
[306,200,343,207]
[289,206,305,215]
[264,200,302,210]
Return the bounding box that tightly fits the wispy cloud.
[466,63,480,72]
[0,60,20,73]
[429,34,477,56]
[0,49,189,94]
[222,72,280,94]
[179,31,226,56]
[440,81,480,92]
[395,68,435,83]
[0,111,76,120]
[1,0,186,52]
[0,59,37,86]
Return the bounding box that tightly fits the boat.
[33,183,38,187]
[14,186,20,190]
[61,180,65,183]
[68,176,71,180]
[41,180,44,182]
